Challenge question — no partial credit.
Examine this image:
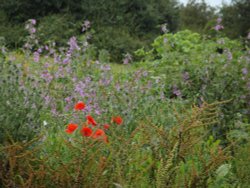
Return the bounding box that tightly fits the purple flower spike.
[242,68,248,75]
[30,19,36,25]
[33,51,40,62]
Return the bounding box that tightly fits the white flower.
[43,121,48,126]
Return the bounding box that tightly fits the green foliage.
[221,0,250,38]
[137,30,250,143]
[0,101,230,187]
[0,10,25,48]
[233,141,250,187]
[37,14,80,46]
[179,0,215,33]
[93,26,144,62]
[0,60,43,143]
[0,0,180,61]
[0,26,250,187]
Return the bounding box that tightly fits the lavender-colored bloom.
[66,66,72,74]
[242,68,248,75]
[53,55,61,64]
[182,71,190,81]
[33,51,40,62]
[68,36,80,52]
[44,95,51,106]
[95,109,102,115]
[173,85,182,97]
[30,19,36,25]
[64,104,71,112]
[217,18,222,24]
[41,71,53,83]
[51,108,57,116]
[65,96,72,103]
[63,57,70,64]
[100,64,111,71]
[143,71,148,77]
[37,48,42,53]
[30,28,36,34]
[72,77,77,82]
[85,76,92,83]
[55,66,65,78]
[44,62,49,68]
[123,53,132,65]
[99,76,113,86]
[214,25,224,31]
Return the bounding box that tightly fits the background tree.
[179,0,215,33]
[0,0,180,62]
[221,0,250,38]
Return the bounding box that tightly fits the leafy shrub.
[136,30,250,141]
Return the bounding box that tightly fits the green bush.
[93,26,145,62]
[136,30,250,142]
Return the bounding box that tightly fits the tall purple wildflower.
[214,18,224,31]
[242,68,248,75]
[68,36,80,53]
[33,51,40,62]
[172,85,182,97]
[123,53,132,65]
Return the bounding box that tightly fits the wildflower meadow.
[0,6,250,188]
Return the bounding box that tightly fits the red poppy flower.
[112,116,123,125]
[92,129,105,139]
[74,101,85,111]
[92,129,108,143]
[65,123,78,134]
[86,115,97,126]
[103,124,110,130]
[80,127,93,137]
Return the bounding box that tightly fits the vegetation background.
[0,0,250,187]
[0,0,249,61]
